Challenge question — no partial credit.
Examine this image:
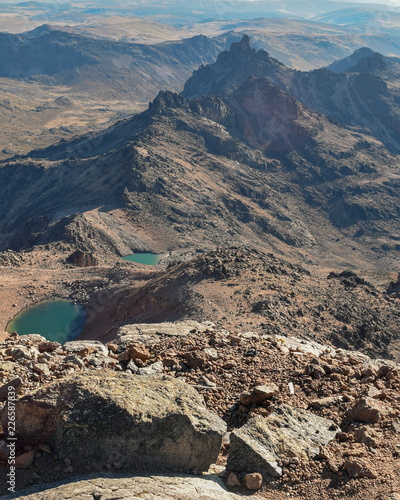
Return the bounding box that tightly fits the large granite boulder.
[0,371,226,490]
[227,405,340,478]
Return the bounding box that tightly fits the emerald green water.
[122,253,164,265]
[7,300,86,344]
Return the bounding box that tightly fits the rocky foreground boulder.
[1,327,400,499]
[227,405,340,478]
[0,371,226,492]
[3,474,242,500]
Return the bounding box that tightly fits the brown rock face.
[226,77,318,154]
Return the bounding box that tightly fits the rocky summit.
[1,324,400,499]
[1,10,400,500]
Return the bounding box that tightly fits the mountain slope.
[82,247,400,359]
[183,35,293,98]
[1,73,399,271]
[0,25,235,99]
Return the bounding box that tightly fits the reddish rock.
[306,363,326,379]
[344,459,377,479]
[38,342,60,353]
[118,344,151,363]
[226,472,241,487]
[244,472,263,490]
[15,450,35,469]
[240,384,278,405]
[348,397,384,423]
[107,344,118,353]
[354,426,379,448]
[183,352,207,369]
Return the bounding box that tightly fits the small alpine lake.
[122,253,165,265]
[6,300,86,344]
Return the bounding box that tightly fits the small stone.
[306,363,326,379]
[226,472,241,487]
[38,342,60,353]
[361,365,377,378]
[0,362,14,372]
[162,357,177,368]
[15,450,35,469]
[64,464,73,474]
[337,432,350,442]
[348,397,384,423]
[328,458,343,473]
[240,384,278,405]
[107,344,118,353]
[203,348,219,360]
[10,346,39,361]
[392,421,400,433]
[310,396,344,409]
[377,365,392,378]
[63,355,85,368]
[344,459,377,479]
[87,356,103,367]
[244,472,263,490]
[38,444,52,454]
[118,344,151,363]
[354,426,378,448]
[183,351,206,369]
[32,363,50,376]
[77,347,96,357]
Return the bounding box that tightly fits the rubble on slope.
[0,325,399,499]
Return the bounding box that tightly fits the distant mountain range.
[1,37,400,271]
[1,1,398,23]
[0,25,239,99]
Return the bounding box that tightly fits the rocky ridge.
[1,67,399,270]
[0,25,235,101]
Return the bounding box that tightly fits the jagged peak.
[231,34,251,51]
[326,47,387,74]
[148,90,189,114]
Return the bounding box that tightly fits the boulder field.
[0,322,399,499]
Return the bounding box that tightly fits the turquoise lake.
[122,253,165,265]
[7,300,86,344]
